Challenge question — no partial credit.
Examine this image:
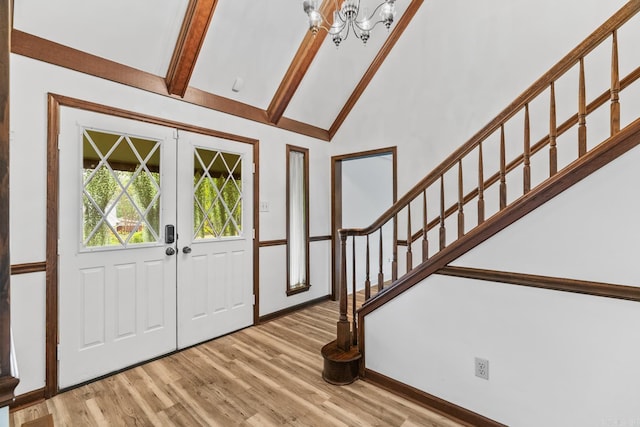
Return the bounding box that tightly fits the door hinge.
[252,229,256,240]
[57,344,61,361]
[57,239,61,255]
[252,163,256,174]
[252,295,256,305]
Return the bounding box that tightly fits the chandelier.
[303,0,397,47]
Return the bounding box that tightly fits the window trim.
[286,145,310,296]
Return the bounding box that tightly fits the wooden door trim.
[45,93,260,397]
[330,147,397,299]
[0,0,20,406]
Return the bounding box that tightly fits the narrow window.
[287,145,310,295]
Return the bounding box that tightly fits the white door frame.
[45,94,260,395]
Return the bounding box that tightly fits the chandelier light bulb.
[308,10,323,35]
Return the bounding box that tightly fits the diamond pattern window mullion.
[82,129,162,248]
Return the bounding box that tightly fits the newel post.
[336,231,351,351]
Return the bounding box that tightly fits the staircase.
[321,0,640,385]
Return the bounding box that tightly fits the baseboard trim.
[10,387,45,412]
[259,295,331,323]
[363,369,506,427]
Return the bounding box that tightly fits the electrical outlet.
[475,357,489,380]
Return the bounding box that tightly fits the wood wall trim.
[165,0,218,97]
[260,236,330,247]
[9,387,45,412]
[11,30,331,142]
[45,93,262,396]
[258,295,331,323]
[10,262,46,275]
[0,0,19,407]
[358,117,640,318]
[439,266,640,302]
[266,0,339,124]
[259,239,288,248]
[328,0,424,138]
[363,369,506,427]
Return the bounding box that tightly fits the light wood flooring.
[11,298,463,427]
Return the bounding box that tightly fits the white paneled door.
[58,108,253,388]
[176,131,254,349]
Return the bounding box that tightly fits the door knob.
[166,247,176,256]
[182,246,192,254]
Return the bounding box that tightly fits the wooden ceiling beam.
[329,0,424,139]
[165,0,218,98]
[11,30,331,141]
[267,0,339,125]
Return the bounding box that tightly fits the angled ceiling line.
[329,0,424,139]
[165,0,219,98]
[266,0,340,125]
[11,30,331,141]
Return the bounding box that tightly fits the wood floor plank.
[11,299,463,427]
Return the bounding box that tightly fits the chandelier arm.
[329,19,348,35]
[354,19,386,32]
[361,2,387,22]
[343,22,352,41]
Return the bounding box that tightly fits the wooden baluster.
[549,81,558,176]
[422,190,429,262]
[611,30,620,136]
[392,214,398,282]
[364,235,371,300]
[337,233,350,351]
[378,229,384,291]
[439,175,446,250]
[578,57,587,157]
[499,125,507,210]
[477,141,485,224]
[406,203,413,271]
[457,159,464,238]
[351,236,357,345]
[523,104,531,194]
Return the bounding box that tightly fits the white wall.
[364,135,640,425]
[9,54,332,395]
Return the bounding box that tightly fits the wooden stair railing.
[321,0,640,385]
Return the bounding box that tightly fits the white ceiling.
[13,0,189,76]
[189,0,309,109]
[12,0,418,135]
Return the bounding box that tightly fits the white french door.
[176,130,254,349]
[58,108,254,388]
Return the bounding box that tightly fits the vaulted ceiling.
[11,0,423,141]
